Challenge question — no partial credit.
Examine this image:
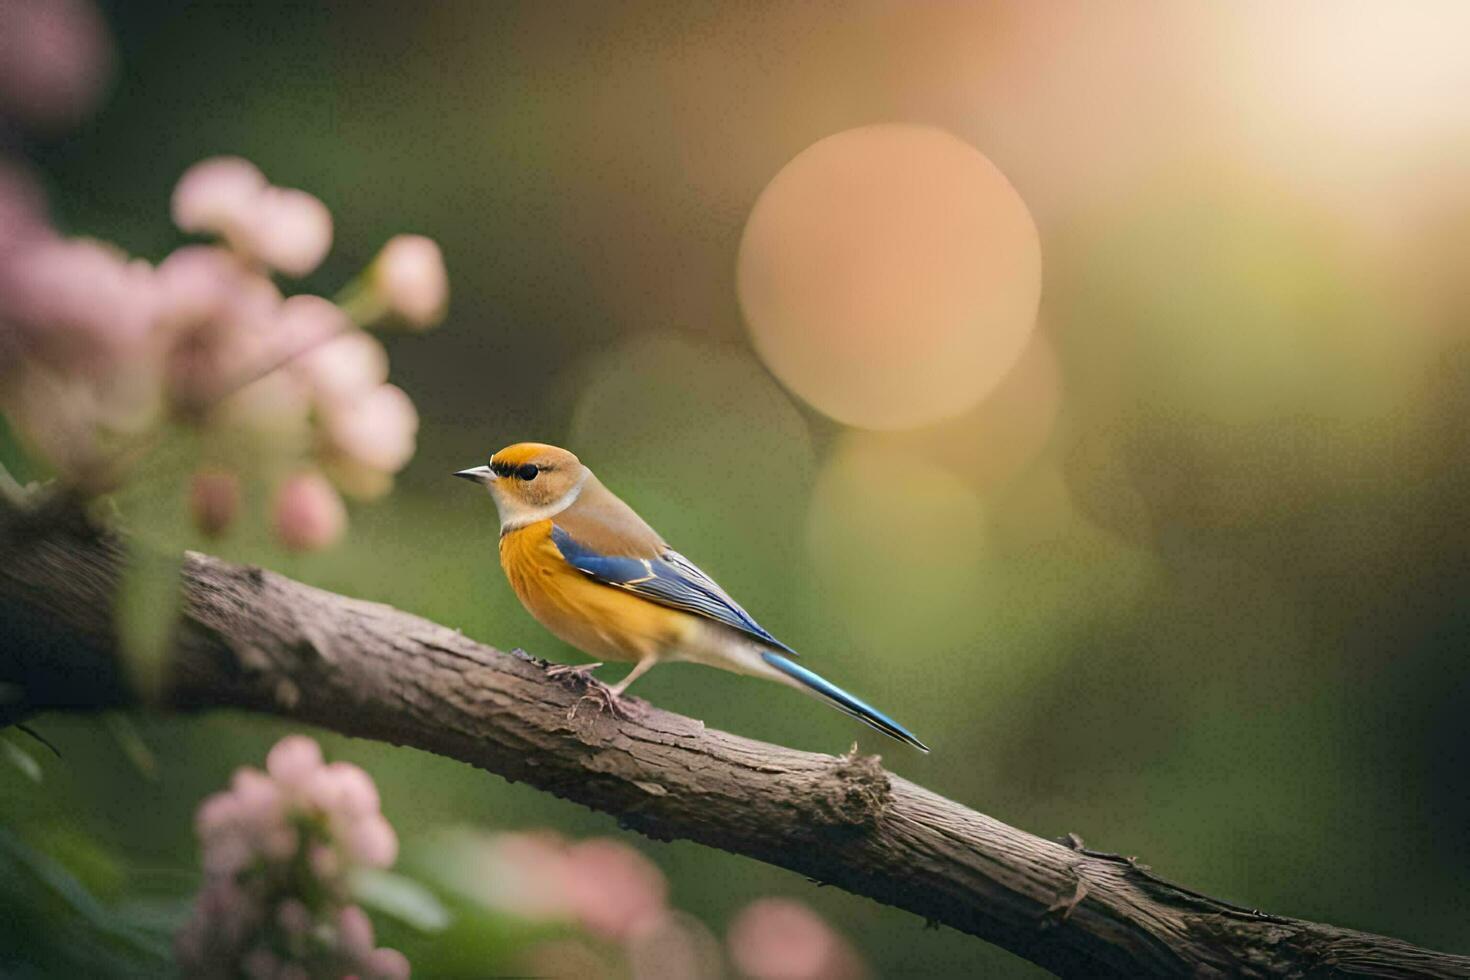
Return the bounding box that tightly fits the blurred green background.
[4,2,1470,976]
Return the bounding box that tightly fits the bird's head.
[454,442,588,530]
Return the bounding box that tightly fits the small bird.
[455,442,929,751]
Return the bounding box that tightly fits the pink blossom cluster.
[431,829,868,979]
[176,735,410,980]
[0,153,447,550]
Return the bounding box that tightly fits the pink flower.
[160,254,287,411]
[324,761,382,817]
[727,899,866,980]
[362,947,412,980]
[563,839,668,941]
[272,470,347,551]
[265,733,324,788]
[372,235,448,330]
[154,245,244,335]
[180,736,407,977]
[244,186,333,278]
[171,157,267,242]
[230,767,284,824]
[274,294,351,362]
[171,158,332,278]
[335,905,376,959]
[183,292,346,412]
[293,331,388,403]
[0,0,114,130]
[0,237,157,374]
[627,910,724,980]
[322,383,418,473]
[342,813,398,869]
[260,824,299,863]
[190,469,240,537]
[195,790,240,840]
[201,831,253,878]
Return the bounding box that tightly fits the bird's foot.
[566,680,644,722]
[546,660,603,682]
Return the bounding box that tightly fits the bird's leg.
[609,657,656,697]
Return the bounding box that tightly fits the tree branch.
[1,506,1466,978]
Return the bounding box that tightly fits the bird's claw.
[566,681,642,722]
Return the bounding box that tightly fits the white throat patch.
[497,472,587,532]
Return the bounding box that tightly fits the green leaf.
[350,868,453,933]
[2,737,42,782]
[0,826,171,962]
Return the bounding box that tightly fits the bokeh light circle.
[738,124,1042,431]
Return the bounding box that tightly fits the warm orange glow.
[738,124,1042,431]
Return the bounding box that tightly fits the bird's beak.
[453,465,496,485]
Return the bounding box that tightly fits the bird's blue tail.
[761,652,931,752]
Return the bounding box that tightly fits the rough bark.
[1,506,1467,979]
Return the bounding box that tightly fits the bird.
[455,442,929,752]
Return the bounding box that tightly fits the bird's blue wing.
[550,525,797,655]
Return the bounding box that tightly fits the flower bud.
[727,898,865,980]
[272,470,347,551]
[335,905,375,959]
[294,331,389,403]
[342,814,398,869]
[172,157,266,240]
[371,234,447,329]
[322,383,418,474]
[245,186,333,278]
[363,947,412,980]
[326,762,380,817]
[563,839,668,941]
[265,733,323,787]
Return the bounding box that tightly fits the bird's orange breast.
[499,520,693,663]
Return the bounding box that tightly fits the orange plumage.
[498,518,696,664]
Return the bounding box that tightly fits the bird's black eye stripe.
[486,460,547,479]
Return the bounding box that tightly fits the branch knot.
[805,747,891,830]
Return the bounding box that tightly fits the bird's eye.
[517,464,539,481]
